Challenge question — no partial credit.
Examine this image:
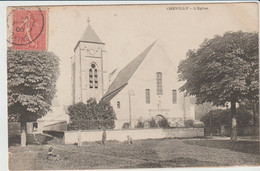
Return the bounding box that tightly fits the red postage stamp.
[7,8,47,50]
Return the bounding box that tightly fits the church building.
[71,21,196,129]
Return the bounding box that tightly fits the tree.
[95,100,117,129]
[7,48,60,146]
[178,31,258,141]
[68,98,117,130]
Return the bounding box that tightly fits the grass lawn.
[9,138,260,170]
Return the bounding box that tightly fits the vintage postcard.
[6,2,259,170]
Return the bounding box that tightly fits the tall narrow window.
[145,89,150,104]
[156,72,162,95]
[94,69,98,89]
[89,63,98,89]
[172,90,177,104]
[117,101,120,108]
[89,69,93,88]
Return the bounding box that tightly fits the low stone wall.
[220,125,259,136]
[204,125,259,136]
[64,127,204,144]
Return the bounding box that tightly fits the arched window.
[117,101,120,108]
[156,72,162,95]
[89,63,98,89]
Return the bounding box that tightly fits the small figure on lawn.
[102,129,106,145]
[126,135,133,144]
[47,147,60,161]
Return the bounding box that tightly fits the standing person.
[102,129,106,145]
[78,129,82,146]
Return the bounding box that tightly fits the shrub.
[184,119,194,127]
[158,117,170,128]
[135,122,145,128]
[200,107,253,127]
[149,118,158,128]
[133,117,171,129]
[68,98,117,130]
[122,122,130,129]
[135,117,145,128]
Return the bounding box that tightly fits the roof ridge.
[102,41,157,101]
[117,40,156,76]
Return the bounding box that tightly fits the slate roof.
[74,24,104,51]
[102,41,156,101]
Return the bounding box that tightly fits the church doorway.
[154,114,166,125]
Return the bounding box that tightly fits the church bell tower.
[71,18,105,104]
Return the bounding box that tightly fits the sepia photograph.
[4,2,259,170]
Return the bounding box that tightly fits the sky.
[46,3,258,106]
